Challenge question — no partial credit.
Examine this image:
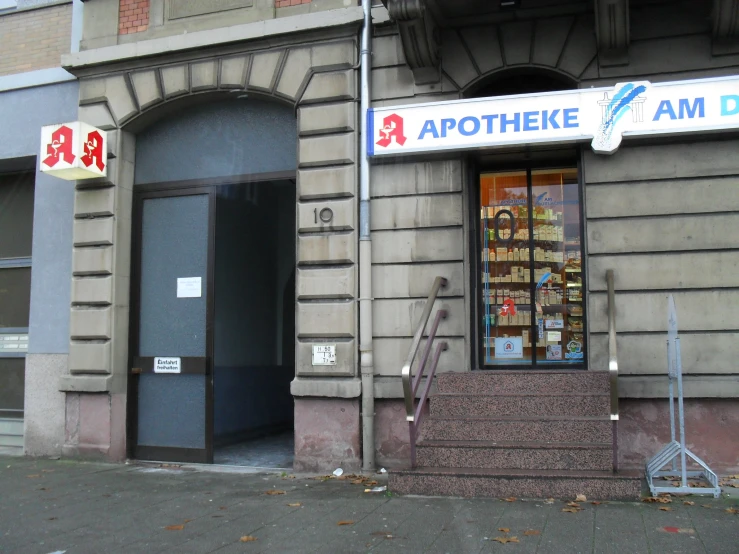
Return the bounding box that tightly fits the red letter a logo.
[43,126,76,167]
[376,113,407,148]
[81,130,105,172]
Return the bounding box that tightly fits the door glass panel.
[138,196,208,357]
[137,374,206,448]
[137,194,209,450]
[480,171,532,365]
[531,169,584,364]
[479,168,586,368]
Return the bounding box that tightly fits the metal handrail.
[402,276,448,468]
[606,269,619,472]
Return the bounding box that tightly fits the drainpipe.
[71,0,84,54]
[359,0,375,472]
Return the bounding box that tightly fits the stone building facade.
[10,0,739,485]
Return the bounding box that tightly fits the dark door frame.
[469,154,588,371]
[126,170,296,463]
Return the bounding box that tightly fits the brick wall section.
[0,4,72,77]
[276,0,311,7]
[119,0,150,35]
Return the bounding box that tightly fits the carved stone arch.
[77,40,357,134]
[441,16,597,93]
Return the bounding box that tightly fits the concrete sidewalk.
[0,457,737,554]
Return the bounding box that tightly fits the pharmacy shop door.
[478,168,586,369]
[130,187,215,463]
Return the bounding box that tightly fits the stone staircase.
[390,371,642,499]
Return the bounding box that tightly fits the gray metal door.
[130,187,215,463]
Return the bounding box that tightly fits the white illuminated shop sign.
[39,121,107,180]
[368,75,739,157]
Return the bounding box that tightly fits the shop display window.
[478,168,585,368]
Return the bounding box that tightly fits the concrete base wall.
[374,399,410,470]
[63,392,126,461]
[293,397,360,473]
[619,399,739,473]
[23,354,68,457]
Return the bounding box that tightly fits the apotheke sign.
[40,121,107,180]
[368,75,739,157]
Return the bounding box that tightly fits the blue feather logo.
[592,82,648,154]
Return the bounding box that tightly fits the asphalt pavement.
[1,456,737,553]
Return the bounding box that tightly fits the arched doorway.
[467,70,587,371]
[128,97,297,466]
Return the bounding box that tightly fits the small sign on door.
[177,277,202,298]
[312,345,336,366]
[154,357,181,373]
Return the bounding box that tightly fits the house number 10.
[314,207,334,224]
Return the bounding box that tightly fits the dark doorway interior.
[213,180,295,467]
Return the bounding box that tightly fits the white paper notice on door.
[154,357,181,373]
[177,277,202,298]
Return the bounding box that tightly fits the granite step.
[389,467,642,500]
[430,393,610,418]
[436,371,610,395]
[416,440,612,471]
[420,416,613,443]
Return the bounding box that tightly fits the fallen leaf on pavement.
[219,506,227,510]
[566,502,581,508]
[503,497,517,502]
[165,524,184,531]
[659,507,672,512]
[575,494,587,502]
[265,490,286,495]
[591,501,602,506]
[562,507,581,513]
[544,498,555,504]
[337,520,355,526]
[492,536,519,544]
[239,536,258,542]
[684,501,695,506]
[351,479,365,485]
[643,497,671,504]
[726,508,739,514]
[523,530,541,536]
[287,503,302,507]
[498,528,510,533]
[183,519,193,523]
